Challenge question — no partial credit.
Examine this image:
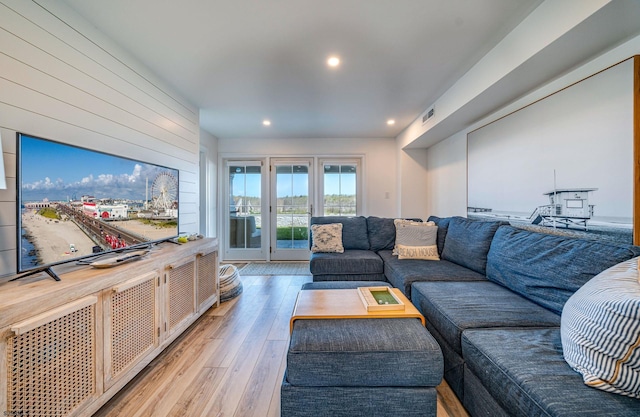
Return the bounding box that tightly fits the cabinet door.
[6,296,99,417]
[104,271,160,389]
[196,251,219,312]
[165,259,196,337]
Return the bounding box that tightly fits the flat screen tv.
[17,133,180,278]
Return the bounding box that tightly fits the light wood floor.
[95,274,469,417]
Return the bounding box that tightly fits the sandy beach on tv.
[21,211,176,267]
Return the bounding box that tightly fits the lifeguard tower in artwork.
[530,188,597,230]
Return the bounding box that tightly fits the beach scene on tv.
[19,135,179,271]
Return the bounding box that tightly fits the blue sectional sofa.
[308,215,640,416]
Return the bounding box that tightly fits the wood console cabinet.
[0,238,218,417]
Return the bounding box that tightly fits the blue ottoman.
[281,282,443,417]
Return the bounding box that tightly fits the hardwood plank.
[234,340,288,417]
[203,295,273,369]
[200,309,281,416]
[437,380,470,417]
[129,338,225,417]
[166,367,227,417]
[96,337,223,417]
[267,284,305,341]
[266,341,289,417]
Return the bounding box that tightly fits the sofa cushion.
[310,223,344,253]
[310,216,369,250]
[366,216,398,251]
[411,281,560,355]
[462,328,640,417]
[562,257,640,398]
[287,318,442,387]
[486,225,640,315]
[366,216,421,252]
[380,250,486,298]
[427,216,450,255]
[440,217,504,274]
[310,250,383,275]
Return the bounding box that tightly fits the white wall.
[397,147,429,219]
[218,137,398,217]
[199,129,219,237]
[0,0,200,277]
[425,33,640,217]
[425,131,468,217]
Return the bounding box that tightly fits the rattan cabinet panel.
[166,260,196,336]
[6,296,98,417]
[197,251,219,311]
[104,271,160,389]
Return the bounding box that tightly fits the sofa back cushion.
[486,225,640,315]
[310,216,369,250]
[366,217,420,252]
[427,216,451,255]
[441,217,504,275]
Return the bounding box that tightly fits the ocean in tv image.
[20,221,38,268]
[18,134,180,272]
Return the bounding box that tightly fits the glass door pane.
[323,163,357,216]
[271,159,312,261]
[226,161,264,260]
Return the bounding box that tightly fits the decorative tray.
[357,286,405,311]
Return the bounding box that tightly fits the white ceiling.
[61,0,544,139]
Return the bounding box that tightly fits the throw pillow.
[561,257,640,398]
[310,223,344,253]
[394,222,439,260]
[392,219,435,255]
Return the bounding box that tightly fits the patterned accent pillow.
[310,223,344,253]
[561,257,640,398]
[394,222,439,260]
[392,219,435,255]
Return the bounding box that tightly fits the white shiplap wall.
[0,0,200,277]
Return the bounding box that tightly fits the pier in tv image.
[18,134,179,271]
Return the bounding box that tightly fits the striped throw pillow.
[394,222,439,260]
[392,219,435,255]
[561,257,640,398]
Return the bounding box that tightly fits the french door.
[270,159,313,261]
[224,160,266,261]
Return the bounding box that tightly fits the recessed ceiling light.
[263,120,271,126]
[327,56,340,67]
[387,119,396,125]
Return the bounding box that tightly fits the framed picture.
[467,57,639,245]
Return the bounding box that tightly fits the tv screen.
[17,133,180,274]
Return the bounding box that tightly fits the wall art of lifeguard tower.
[529,188,597,230]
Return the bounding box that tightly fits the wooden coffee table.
[290,288,425,332]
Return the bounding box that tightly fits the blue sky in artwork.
[20,135,177,202]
